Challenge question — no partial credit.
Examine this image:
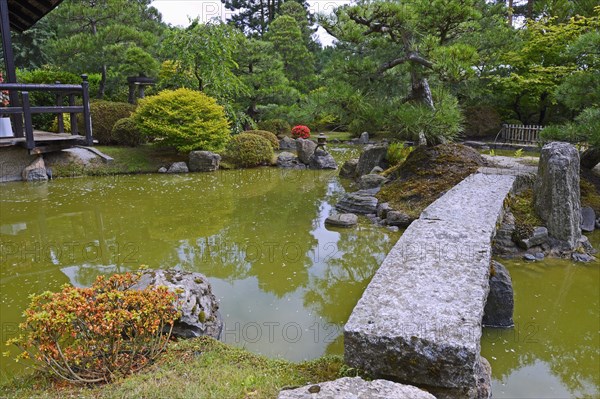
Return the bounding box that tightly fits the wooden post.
[128,82,136,104]
[21,91,34,150]
[55,81,64,133]
[69,94,78,135]
[0,0,23,137]
[81,75,93,145]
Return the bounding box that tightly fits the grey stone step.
[344,172,516,398]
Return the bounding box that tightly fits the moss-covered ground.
[50,145,186,178]
[377,144,486,218]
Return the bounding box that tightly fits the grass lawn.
[50,145,187,178]
[0,337,349,399]
[94,145,186,174]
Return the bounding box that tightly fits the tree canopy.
[5,0,597,147]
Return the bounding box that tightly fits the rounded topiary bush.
[244,130,279,149]
[134,88,230,153]
[257,119,291,137]
[84,101,137,145]
[225,133,274,168]
[112,117,146,147]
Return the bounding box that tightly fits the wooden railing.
[495,124,543,144]
[0,75,93,150]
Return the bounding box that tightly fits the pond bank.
[0,337,346,399]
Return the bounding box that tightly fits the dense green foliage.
[225,133,274,167]
[45,0,165,99]
[257,119,291,137]
[8,0,598,146]
[243,130,280,149]
[112,117,146,147]
[16,68,100,130]
[541,108,600,147]
[87,101,137,145]
[134,89,230,152]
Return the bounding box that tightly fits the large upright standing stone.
[296,138,317,164]
[534,142,581,249]
[355,144,388,176]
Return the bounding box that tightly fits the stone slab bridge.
[344,171,519,399]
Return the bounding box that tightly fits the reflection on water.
[483,235,600,398]
[1,165,598,398]
[0,166,399,381]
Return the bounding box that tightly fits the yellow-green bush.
[225,133,274,168]
[84,100,137,144]
[50,114,72,133]
[386,142,413,166]
[134,88,230,153]
[257,119,291,137]
[244,130,279,149]
[112,117,146,147]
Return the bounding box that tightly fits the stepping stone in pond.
[325,213,358,227]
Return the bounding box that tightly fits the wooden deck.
[0,131,89,154]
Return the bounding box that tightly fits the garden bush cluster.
[112,117,146,147]
[85,101,137,145]
[7,272,180,383]
[243,130,279,149]
[257,119,291,137]
[225,133,274,167]
[134,88,230,153]
[291,125,310,139]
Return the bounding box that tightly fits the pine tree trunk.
[410,67,435,110]
[98,64,107,99]
[581,147,600,170]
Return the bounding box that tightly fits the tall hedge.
[134,88,230,152]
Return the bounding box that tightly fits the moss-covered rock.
[581,169,600,214]
[377,144,485,218]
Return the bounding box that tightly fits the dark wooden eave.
[7,0,63,32]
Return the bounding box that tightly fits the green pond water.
[0,162,598,398]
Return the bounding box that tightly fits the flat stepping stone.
[335,190,378,214]
[325,213,358,227]
[277,377,435,399]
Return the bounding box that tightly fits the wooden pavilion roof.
[7,0,63,32]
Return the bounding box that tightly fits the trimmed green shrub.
[84,101,137,145]
[225,133,274,167]
[112,117,146,147]
[257,119,291,137]
[134,88,230,153]
[244,130,279,149]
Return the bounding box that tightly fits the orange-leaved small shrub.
[7,272,180,384]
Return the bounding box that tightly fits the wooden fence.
[496,124,543,144]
